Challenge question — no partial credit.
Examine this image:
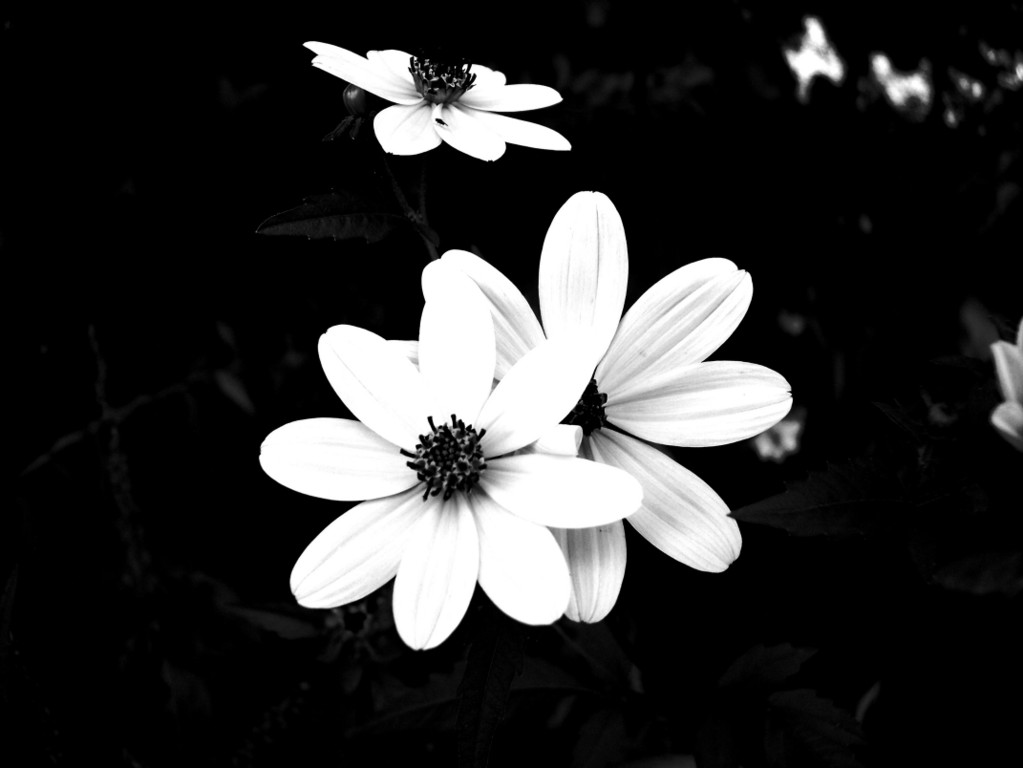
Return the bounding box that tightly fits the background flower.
[443,191,792,621]
[304,42,570,161]
[990,317,1023,450]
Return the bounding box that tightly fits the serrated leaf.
[764,689,867,768]
[718,644,817,691]
[456,609,524,768]
[256,191,407,243]
[730,459,906,538]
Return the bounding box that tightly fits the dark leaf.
[256,190,407,243]
[731,459,907,538]
[226,604,320,640]
[457,608,525,768]
[932,551,1023,597]
[764,689,867,768]
[717,643,817,691]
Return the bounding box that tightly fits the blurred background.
[5,2,1021,766]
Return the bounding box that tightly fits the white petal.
[471,64,506,89]
[552,522,626,623]
[481,453,641,528]
[539,192,628,372]
[419,261,496,424]
[588,430,740,571]
[1016,317,1023,352]
[476,338,594,457]
[290,486,422,607]
[992,339,1023,405]
[441,249,546,378]
[366,49,416,88]
[521,424,583,456]
[460,83,563,112]
[472,492,570,625]
[606,361,793,447]
[465,110,571,151]
[304,41,422,105]
[260,418,418,501]
[597,260,752,395]
[373,103,442,155]
[318,325,431,452]
[991,401,1023,451]
[387,340,419,368]
[433,103,506,161]
[392,494,479,650]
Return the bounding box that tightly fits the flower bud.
[343,84,367,116]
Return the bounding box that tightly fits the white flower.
[304,42,571,161]
[441,192,793,622]
[259,261,641,650]
[990,317,1023,451]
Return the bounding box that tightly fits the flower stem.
[381,153,439,262]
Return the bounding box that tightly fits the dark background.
[5,2,1022,766]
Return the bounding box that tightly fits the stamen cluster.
[402,415,487,501]
[563,378,608,436]
[409,56,477,104]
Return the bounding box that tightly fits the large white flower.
[990,317,1023,451]
[441,192,793,622]
[304,42,571,161]
[260,261,641,649]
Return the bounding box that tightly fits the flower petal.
[588,430,741,571]
[441,249,546,378]
[991,401,1023,451]
[481,453,642,528]
[419,260,496,424]
[392,494,479,650]
[521,424,583,456]
[472,492,570,625]
[539,192,628,372]
[992,338,1023,405]
[290,486,422,608]
[606,361,793,447]
[373,103,442,155]
[551,522,626,623]
[476,338,594,456]
[388,340,419,368]
[471,65,506,89]
[366,49,416,88]
[319,325,431,452]
[597,260,752,395]
[304,41,421,105]
[459,83,563,112]
[260,417,418,501]
[433,103,506,162]
[466,110,571,151]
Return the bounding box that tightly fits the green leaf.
[256,190,407,243]
[456,606,525,768]
[730,459,907,538]
[764,689,867,768]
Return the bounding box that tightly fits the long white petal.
[260,418,418,501]
[459,83,563,112]
[552,522,626,623]
[419,261,496,424]
[441,249,546,378]
[392,494,479,650]
[476,338,594,457]
[304,41,421,105]
[433,104,506,162]
[588,430,740,571]
[991,401,1023,451]
[387,340,419,368]
[539,192,628,372]
[992,339,1023,405]
[521,424,583,456]
[481,453,641,528]
[470,65,506,89]
[318,325,431,452]
[466,110,571,151]
[366,49,417,88]
[472,492,570,625]
[290,486,422,607]
[373,104,442,155]
[606,361,793,447]
[597,261,752,395]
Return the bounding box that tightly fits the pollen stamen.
[409,55,477,105]
[563,378,608,436]
[404,414,487,501]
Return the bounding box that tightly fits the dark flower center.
[409,56,477,105]
[562,378,608,436]
[402,415,487,501]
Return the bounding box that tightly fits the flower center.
[562,378,608,436]
[401,415,487,501]
[409,55,477,105]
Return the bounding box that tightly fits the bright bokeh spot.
[783,16,846,103]
[870,54,933,116]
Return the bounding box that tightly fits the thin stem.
[381,153,439,262]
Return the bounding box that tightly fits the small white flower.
[441,192,793,622]
[990,317,1023,451]
[260,261,641,650]
[304,42,571,161]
